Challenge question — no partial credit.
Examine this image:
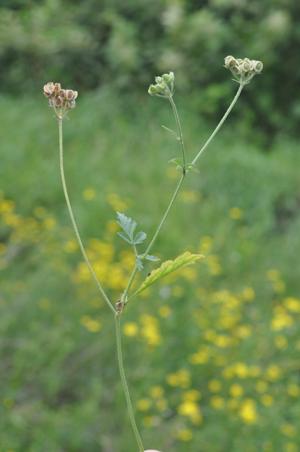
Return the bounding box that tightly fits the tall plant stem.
[169,95,186,170]
[58,118,115,315]
[115,314,144,452]
[122,94,187,303]
[191,83,244,165]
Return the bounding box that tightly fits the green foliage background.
[1,2,300,452]
[1,0,300,134]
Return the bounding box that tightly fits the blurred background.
[0,1,300,451]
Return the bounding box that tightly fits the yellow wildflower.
[137,399,151,411]
[150,386,164,398]
[229,207,243,220]
[177,428,193,442]
[287,384,300,397]
[239,399,257,424]
[261,394,273,407]
[208,380,222,393]
[158,305,171,318]
[83,187,96,201]
[123,322,138,337]
[230,384,243,398]
[210,396,225,410]
[80,315,101,333]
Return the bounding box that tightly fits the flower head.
[224,56,263,85]
[43,82,78,118]
[148,72,175,98]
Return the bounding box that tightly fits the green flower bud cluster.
[224,56,263,85]
[148,72,175,97]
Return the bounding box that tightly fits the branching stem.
[58,118,115,314]
[57,81,244,451]
[191,83,244,165]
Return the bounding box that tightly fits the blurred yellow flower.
[183,389,201,402]
[150,386,164,398]
[64,239,78,253]
[80,315,102,333]
[239,399,257,424]
[284,443,298,452]
[241,286,255,301]
[43,217,56,230]
[210,396,225,410]
[83,187,96,201]
[266,365,281,381]
[284,297,300,313]
[140,314,161,347]
[208,380,222,393]
[199,235,213,254]
[255,380,268,393]
[261,394,274,407]
[287,383,300,397]
[280,424,296,437]
[155,398,167,412]
[107,192,128,211]
[123,322,138,337]
[229,207,243,220]
[177,428,193,442]
[166,369,190,388]
[178,400,203,424]
[158,305,171,318]
[189,347,210,365]
[229,384,243,398]
[143,416,155,427]
[274,335,288,349]
[137,398,151,411]
[179,190,199,203]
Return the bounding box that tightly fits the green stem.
[122,95,188,304]
[169,95,186,170]
[191,83,244,165]
[115,314,144,452]
[144,173,185,257]
[123,173,185,304]
[58,118,115,315]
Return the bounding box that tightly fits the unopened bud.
[148,71,175,98]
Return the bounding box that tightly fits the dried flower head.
[148,72,175,98]
[224,56,263,85]
[43,82,78,118]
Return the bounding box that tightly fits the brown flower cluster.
[43,82,78,114]
[224,56,263,84]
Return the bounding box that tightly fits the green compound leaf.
[134,251,205,296]
[144,254,160,262]
[116,212,137,242]
[133,231,147,245]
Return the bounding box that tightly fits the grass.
[0,89,300,451]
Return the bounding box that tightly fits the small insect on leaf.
[133,251,205,296]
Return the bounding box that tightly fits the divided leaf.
[116,212,136,241]
[145,254,160,262]
[116,212,147,246]
[134,251,204,296]
[133,231,147,245]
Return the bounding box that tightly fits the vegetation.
[1,88,300,451]
[1,0,300,134]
